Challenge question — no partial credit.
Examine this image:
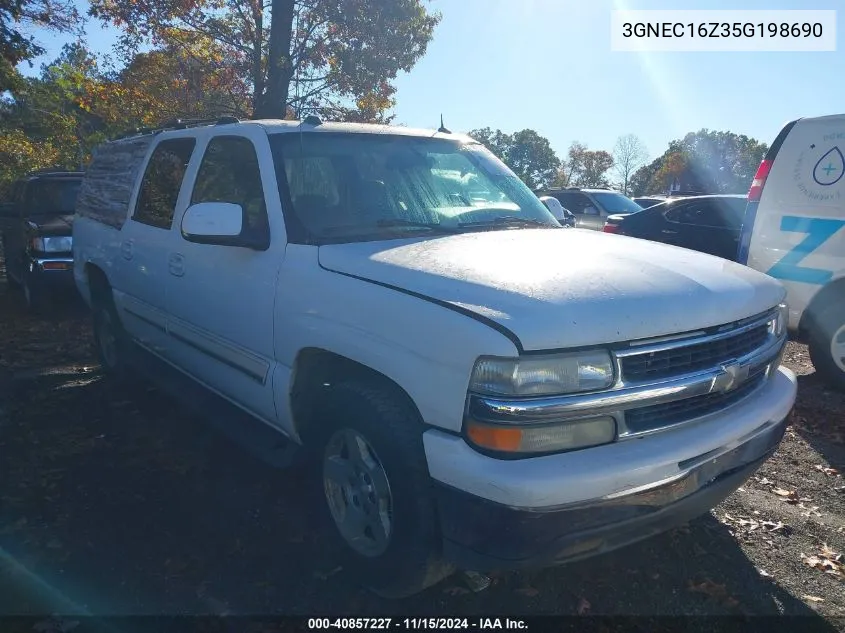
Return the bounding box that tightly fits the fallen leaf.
[688,579,727,598]
[757,477,773,486]
[772,487,797,500]
[577,597,591,615]
[515,586,540,598]
[821,543,842,562]
[313,566,342,581]
[688,579,741,610]
[761,520,787,533]
[757,568,771,578]
[802,548,844,578]
[443,586,470,596]
[814,465,839,476]
[803,595,825,603]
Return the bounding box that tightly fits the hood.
[26,214,74,235]
[318,228,786,352]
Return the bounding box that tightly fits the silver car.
[536,188,644,230]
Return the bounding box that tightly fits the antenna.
[438,114,451,134]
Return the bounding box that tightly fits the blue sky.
[17,0,845,162]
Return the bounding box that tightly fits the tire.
[23,273,51,314]
[808,298,845,392]
[313,380,454,598]
[92,287,130,380]
[1,238,21,288]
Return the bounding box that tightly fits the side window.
[134,139,196,229]
[191,136,269,237]
[554,192,592,214]
[665,201,713,226]
[716,199,746,230]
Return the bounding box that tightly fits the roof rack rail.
[112,115,241,141]
[28,168,84,175]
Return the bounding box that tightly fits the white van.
[739,114,845,389]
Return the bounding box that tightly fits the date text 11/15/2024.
[307,618,528,630]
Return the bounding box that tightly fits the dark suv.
[0,170,83,311]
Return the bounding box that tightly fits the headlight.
[466,416,617,454]
[469,350,615,396]
[31,236,72,253]
[769,302,788,338]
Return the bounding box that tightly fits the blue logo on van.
[766,216,845,285]
[813,147,845,186]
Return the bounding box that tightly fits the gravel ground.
[1,263,845,627]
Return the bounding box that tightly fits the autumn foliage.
[0,0,441,188]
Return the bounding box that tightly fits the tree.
[630,129,768,196]
[468,127,561,189]
[629,157,662,197]
[563,142,614,188]
[0,43,116,184]
[673,129,767,193]
[88,0,441,121]
[96,39,253,127]
[1,0,81,91]
[612,134,647,196]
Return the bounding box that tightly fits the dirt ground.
[1,267,845,627]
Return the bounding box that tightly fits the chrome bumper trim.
[32,257,73,270]
[467,332,786,426]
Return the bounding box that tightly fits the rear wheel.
[808,298,845,392]
[23,273,51,314]
[92,286,130,379]
[1,238,20,288]
[314,381,453,598]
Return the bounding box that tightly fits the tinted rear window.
[591,192,643,214]
[25,179,82,214]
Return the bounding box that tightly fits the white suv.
[73,117,796,597]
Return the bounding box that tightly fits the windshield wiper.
[375,218,461,233]
[457,216,558,229]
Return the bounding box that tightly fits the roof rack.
[112,116,241,141]
[26,168,85,178]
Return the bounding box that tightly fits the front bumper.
[426,366,796,571]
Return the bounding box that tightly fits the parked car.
[603,195,747,261]
[632,196,665,209]
[538,195,575,227]
[534,187,644,230]
[739,114,845,391]
[73,117,795,598]
[0,170,83,311]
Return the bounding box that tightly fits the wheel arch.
[799,276,845,338]
[289,347,425,446]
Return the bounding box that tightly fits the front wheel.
[315,381,453,598]
[808,298,845,392]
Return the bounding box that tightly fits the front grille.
[623,366,768,434]
[620,323,770,383]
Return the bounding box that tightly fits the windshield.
[591,192,643,215]
[24,178,82,215]
[269,133,557,243]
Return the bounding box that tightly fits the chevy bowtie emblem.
[713,361,750,394]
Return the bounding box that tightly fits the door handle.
[168,253,185,277]
[661,229,678,235]
[120,240,133,260]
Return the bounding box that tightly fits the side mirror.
[181,202,266,249]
